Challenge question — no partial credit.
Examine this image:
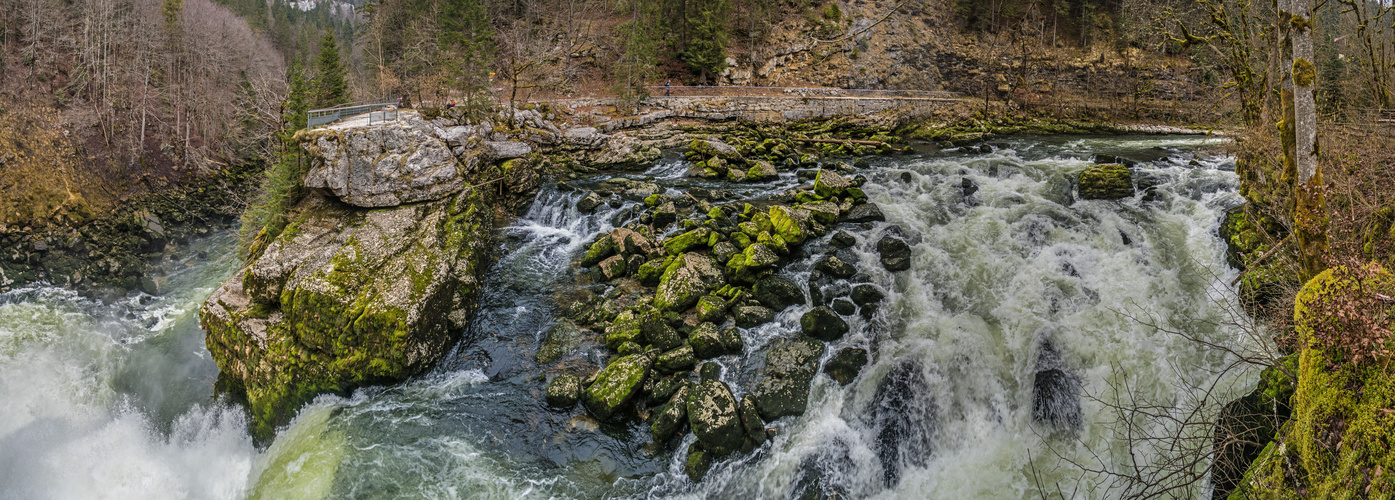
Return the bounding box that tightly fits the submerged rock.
[581,354,653,420]
[867,359,936,486]
[840,203,885,223]
[1077,163,1135,200]
[685,447,713,482]
[1031,342,1081,431]
[752,336,825,420]
[815,255,856,279]
[789,441,854,500]
[824,347,868,385]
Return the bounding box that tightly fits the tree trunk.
[1280,0,1326,278]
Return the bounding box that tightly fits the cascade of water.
[0,135,1254,500]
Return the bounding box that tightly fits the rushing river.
[0,135,1255,499]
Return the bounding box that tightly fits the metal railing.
[640,85,963,100]
[307,99,397,129]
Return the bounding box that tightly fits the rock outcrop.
[1077,163,1135,200]
[202,114,519,440]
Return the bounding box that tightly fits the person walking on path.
[665,80,671,96]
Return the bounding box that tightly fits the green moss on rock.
[1077,163,1135,200]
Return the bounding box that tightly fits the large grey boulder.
[655,253,726,312]
[751,336,825,420]
[302,118,482,207]
[686,380,745,456]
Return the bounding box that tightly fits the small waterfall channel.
[0,135,1255,499]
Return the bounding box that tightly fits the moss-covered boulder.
[656,345,697,374]
[733,304,776,328]
[801,201,841,225]
[769,206,814,245]
[598,254,628,280]
[581,354,653,420]
[746,161,778,182]
[814,169,850,199]
[651,386,690,443]
[604,310,646,349]
[1077,163,1134,200]
[696,295,728,324]
[663,228,712,256]
[824,347,869,386]
[689,322,728,359]
[688,138,743,162]
[801,306,849,341]
[202,186,493,440]
[1230,266,1395,498]
[754,276,804,311]
[751,336,825,420]
[546,374,581,408]
[655,253,725,311]
[581,234,617,266]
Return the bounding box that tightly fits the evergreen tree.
[437,0,493,93]
[312,32,347,107]
[285,65,310,131]
[683,0,730,84]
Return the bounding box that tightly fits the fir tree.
[683,0,730,85]
[437,0,493,93]
[312,32,347,107]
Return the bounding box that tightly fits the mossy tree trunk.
[1280,0,1326,279]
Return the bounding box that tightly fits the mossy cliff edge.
[200,116,519,440]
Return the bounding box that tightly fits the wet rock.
[712,241,739,264]
[689,322,727,359]
[823,347,868,385]
[876,236,911,271]
[581,235,617,266]
[644,314,684,351]
[1077,163,1135,200]
[899,171,914,184]
[1093,153,1139,168]
[651,386,690,443]
[752,336,825,420]
[657,345,697,374]
[746,161,778,182]
[801,201,841,225]
[769,206,814,245]
[582,354,652,420]
[695,295,728,324]
[815,255,856,279]
[663,228,711,256]
[650,374,688,404]
[598,255,628,280]
[733,304,775,328]
[604,310,646,348]
[830,298,856,316]
[635,258,667,287]
[840,203,886,223]
[687,380,745,456]
[546,374,581,408]
[726,243,780,284]
[689,138,742,162]
[738,395,766,446]
[685,447,713,482]
[830,231,857,248]
[610,227,654,256]
[718,327,744,355]
[850,284,885,307]
[867,359,935,486]
[1032,342,1081,431]
[652,202,678,227]
[961,177,979,198]
[655,253,725,311]
[800,306,849,341]
[753,276,804,311]
[978,144,993,154]
[700,361,722,382]
[537,319,581,364]
[814,170,850,198]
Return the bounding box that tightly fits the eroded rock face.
[202,186,494,440]
[302,118,483,208]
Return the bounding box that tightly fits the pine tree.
[437,0,493,93]
[312,32,347,107]
[683,0,730,85]
[285,65,310,132]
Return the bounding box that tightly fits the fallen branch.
[1230,234,1293,287]
[793,138,899,150]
